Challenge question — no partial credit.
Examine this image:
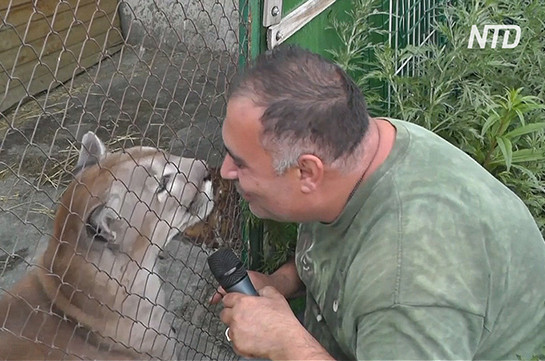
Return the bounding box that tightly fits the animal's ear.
[75,132,106,173]
[86,204,118,245]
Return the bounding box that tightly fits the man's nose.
[220,154,237,180]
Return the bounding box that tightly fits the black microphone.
[207,248,258,296]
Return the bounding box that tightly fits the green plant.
[476,88,545,172]
[327,0,390,115]
[242,200,298,273]
[330,0,545,235]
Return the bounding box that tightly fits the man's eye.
[157,175,171,193]
[233,159,245,169]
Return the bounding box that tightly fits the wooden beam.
[0,0,98,31]
[1,13,121,78]
[0,32,122,111]
[0,0,123,112]
[0,0,32,13]
[0,0,117,52]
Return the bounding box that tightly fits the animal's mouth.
[188,176,214,216]
[165,176,214,244]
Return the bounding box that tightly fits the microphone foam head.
[207,248,248,289]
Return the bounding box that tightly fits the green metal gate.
[239,0,351,65]
[238,0,444,270]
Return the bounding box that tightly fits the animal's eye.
[157,174,171,193]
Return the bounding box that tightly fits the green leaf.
[489,149,545,167]
[495,136,513,171]
[504,123,545,139]
[481,111,500,138]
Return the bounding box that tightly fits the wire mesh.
[385,0,445,115]
[0,0,245,359]
[388,0,444,76]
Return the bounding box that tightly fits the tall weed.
[331,0,545,234]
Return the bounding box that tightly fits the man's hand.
[209,259,304,305]
[221,286,332,360]
[209,270,270,304]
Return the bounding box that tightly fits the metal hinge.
[263,0,283,27]
[265,0,337,49]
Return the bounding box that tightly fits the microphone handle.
[225,275,258,296]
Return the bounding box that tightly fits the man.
[210,44,545,360]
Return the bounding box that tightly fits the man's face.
[220,96,301,221]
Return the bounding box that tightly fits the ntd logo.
[467,25,521,49]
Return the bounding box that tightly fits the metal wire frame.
[386,0,446,115]
[0,0,245,359]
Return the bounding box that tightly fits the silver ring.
[225,327,231,342]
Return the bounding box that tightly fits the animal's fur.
[183,168,241,248]
[0,133,214,360]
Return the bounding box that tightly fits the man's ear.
[75,132,106,173]
[297,154,323,194]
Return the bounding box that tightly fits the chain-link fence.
[0,0,245,359]
[383,0,445,115]
[387,0,443,74]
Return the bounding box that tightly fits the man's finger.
[209,286,227,304]
[209,292,221,304]
[258,285,283,299]
[221,292,245,307]
[220,307,234,324]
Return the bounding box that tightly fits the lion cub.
[0,132,214,360]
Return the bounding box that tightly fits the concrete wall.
[119,0,239,54]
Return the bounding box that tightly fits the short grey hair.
[261,132,367,175]
[230,45,371,175]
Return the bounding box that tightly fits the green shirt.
[296,119,545,360]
